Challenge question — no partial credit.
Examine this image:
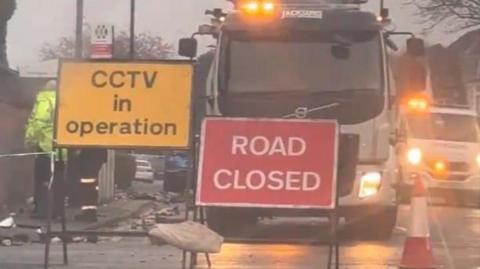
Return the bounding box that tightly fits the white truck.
[179,0,424,239]
[395,103,480,206]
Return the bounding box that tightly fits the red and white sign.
[90,24,114,59]
[196,118,338,209]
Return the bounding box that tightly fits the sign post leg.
[43,194,52,269]
[334,210,340,269]
[327,212,333,269]
[62,213,68,265]
[327,176,341,269]
[183,161,190,268]
[43,152,55,269]
[43,195,52,269]
[327,210,340,269]
[181,142,198,269]
[199,207,212,268]
[60,150,69,265]
[335,180,340,269]
[186,145,198,269]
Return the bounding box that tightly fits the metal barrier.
[0,151,204,268]
[0,152,53,158]
[41,148,207,269]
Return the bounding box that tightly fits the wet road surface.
[0,205,479,269]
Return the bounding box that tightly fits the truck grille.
[446,174,469,181]
[426,161,471,181]
[427,172,469,182]
[448,162,470,172]
[426,161,470,173]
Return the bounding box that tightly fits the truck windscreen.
[407,113,479,143]
[221,31,382,94]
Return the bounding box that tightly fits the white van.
[396,105,480,205]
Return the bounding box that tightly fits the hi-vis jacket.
[24,89,65,159]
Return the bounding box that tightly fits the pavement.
[0,203,478,269]
[0,181,166,243]
[12,199,155,231]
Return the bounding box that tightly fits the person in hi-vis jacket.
[25,80,65,218]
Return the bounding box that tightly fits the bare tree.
[39,37,77,61]
[406,0,480,32]
[39,31,173,61]
[113,32,173,60]
[0,0,16,67]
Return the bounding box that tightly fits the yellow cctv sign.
[55,60,193,149]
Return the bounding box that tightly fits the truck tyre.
[206,207,258,237]
[346,207,397,241]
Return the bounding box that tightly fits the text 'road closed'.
[55,61,192,148]
[197,118,338,209]
[212,136,321,192]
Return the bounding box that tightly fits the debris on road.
[73,236,87,243]
[114,191,129,201]
[50,237,62,244]
[164,192,185,204]
[142,215,157,227]
[1,238,12,246]
[130,192,157,201]
[0,215,16,228]
[155,207,179,217]
[154,207,181,224]
[127,191,185,204]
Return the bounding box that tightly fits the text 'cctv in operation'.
[64,69,177,137]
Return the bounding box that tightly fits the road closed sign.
[55,60,193,149]
[197,118,338,209]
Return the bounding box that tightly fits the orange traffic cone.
[399,178,436,269]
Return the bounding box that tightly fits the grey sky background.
[6,0,462,68]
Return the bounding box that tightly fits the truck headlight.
[407,148,422,166]
[359,172,382,198]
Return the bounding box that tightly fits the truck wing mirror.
[178,38,198,59]
[406,37,425,57]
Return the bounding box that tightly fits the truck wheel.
[206,207,258,237]
[346,207,397,241]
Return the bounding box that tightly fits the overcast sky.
[6,0,462,68]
